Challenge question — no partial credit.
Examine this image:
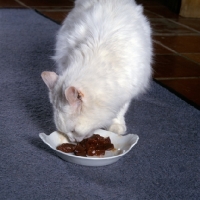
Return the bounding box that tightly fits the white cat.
[41,0,152,142]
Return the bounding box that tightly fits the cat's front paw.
[108,123,126,135]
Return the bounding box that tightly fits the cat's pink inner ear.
[41,71,58,90]
[65,87,83,109]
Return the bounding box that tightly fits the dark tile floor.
[1,0,200,109]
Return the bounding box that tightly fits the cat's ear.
[41,71,58,90]
[65,86,83,110]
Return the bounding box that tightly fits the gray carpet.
[0,9,199,200]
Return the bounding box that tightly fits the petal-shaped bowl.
[39,129,139,166]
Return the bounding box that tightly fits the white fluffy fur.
[41,0,152,142]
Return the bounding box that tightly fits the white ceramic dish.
[39,129,139,166]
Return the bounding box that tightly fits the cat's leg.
[108,101,130,135]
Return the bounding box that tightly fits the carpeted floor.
[0,9,199,200]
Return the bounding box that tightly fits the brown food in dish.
[56,143,76,153]
[56,134,114,157]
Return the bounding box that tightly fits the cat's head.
[41,71,101,142]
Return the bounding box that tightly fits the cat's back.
[61,0,149,44]
[54,0,151,72]
[54,0,152,100]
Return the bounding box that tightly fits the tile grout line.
[14,0,30,8]
[155,53,174,55]
[145,8,200,35]
[153,40,200,66]
[153,39,178,54]
[28,6,73,8]
[182,53,200,55]
[144,8,165,19]
[153,33,199,36]
[144,6,167,8]
[155,77,200,81]
[37,9,72,12]
[153,32,199,65]
[146,9,200,65]
[15,0,74,9]
[167,19,200,35]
